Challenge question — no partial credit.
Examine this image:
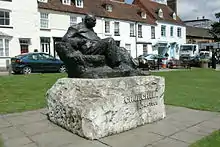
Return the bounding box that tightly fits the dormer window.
[158,9,163,18]
[62,0,71,5]
[141,12,147,19]
[106,5,113,12]
[172,12,177,20]
[75,0,83,8]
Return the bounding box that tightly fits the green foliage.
[154,69,220,112]
[190,131,220,147]
[199,58,210,63]
[0,73,66,114]
[210,12,220,41]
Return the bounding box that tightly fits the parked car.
[11,52,66,74]
[143,54,166,62]
[135,54,166,70]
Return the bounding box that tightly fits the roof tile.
[38,0,156,25]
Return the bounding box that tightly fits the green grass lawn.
[0,73,66,114]
[154,68,220,112]
[0,136,3,147]
[190,130,220,147]
[0,68,220,114]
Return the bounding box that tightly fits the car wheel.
[22,66,32,74]
[59,65,66,73]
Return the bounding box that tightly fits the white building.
[0,0,39,70]
[0,0,186,70]
[134,0,186,60]
[37,0,158,59]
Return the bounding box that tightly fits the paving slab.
[100,130,164,147]
[3,136,32,147]
[151,137,189,147]
[4,111,47,126]
[1,106,220,147]
[0,126,26,140]
[17,119,61,136]
[0,118,12,129]
[21,143,38,147]
[63,141,108,147]
[170,131,205,144]
[185,124,217,136]
[30,129,107,147]
[167,109,218,126]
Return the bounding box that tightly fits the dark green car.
[11,53,66,74]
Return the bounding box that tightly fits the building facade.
[0,0,186,70]
[184,18,214,29]
[133,0,186,59]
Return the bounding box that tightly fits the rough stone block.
[46,76,166,140]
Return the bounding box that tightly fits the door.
[170,44,175,58]
[53,37,62,59]
[40,37,51,54]
[26,54,42,72]
[20,44,29,54]
[41,43,50,54]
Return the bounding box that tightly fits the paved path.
[0,106,220,147]
[0,72,10,76]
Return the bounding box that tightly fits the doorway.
[53,37,62,59]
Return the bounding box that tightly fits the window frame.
[138,24,142,38]
[105,21,110,34]
[62,0,71,5]
[0,38,10,57]
[125,43,131,54]
[151,26,155,39]
[161,25,166,37]
[70,16,77,26]
[130,23,135,37]
[114,22,120,36]
[143,44,148,55]
[0,10,10,26]
[177,27,182,38]
[40,12,49,29]
[75,0,83,8]
[170,26,174,37]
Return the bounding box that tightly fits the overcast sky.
[125,0,220,21]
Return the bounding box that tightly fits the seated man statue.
[55,14,149,78]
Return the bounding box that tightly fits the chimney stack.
[167,0,177,14]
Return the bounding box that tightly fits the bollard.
[6,59,12,76]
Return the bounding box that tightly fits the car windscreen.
[180,45,193,51]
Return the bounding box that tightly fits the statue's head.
[84,14,96,29]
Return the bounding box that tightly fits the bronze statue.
[55,14,149,78]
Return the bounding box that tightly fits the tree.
[215,12,220,20]
[209,13,220,41]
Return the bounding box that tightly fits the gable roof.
[38,0,156,25]
[133,0,185,26]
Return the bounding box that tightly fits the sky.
[125,0,220,21]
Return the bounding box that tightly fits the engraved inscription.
[124,91,157,104]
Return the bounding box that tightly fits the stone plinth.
[46,76,166,140]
